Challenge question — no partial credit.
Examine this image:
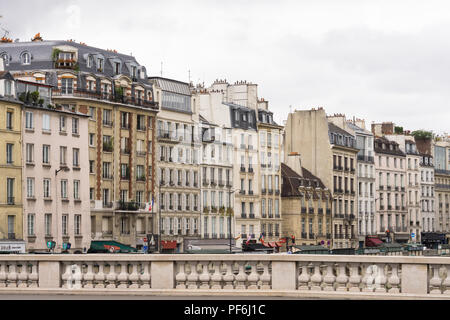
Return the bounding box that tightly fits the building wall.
[0,99,23,240]
[22,106,90,251]
[283,109,333,189]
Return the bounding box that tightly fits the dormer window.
[243,113,247,122]
[131,66,137,79]
[21,52,31,65]
[1,53,9,66]
[114,62,121,75]
[87,55,93,68]
[97,58,104,72]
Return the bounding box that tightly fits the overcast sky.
[1,0,449,134]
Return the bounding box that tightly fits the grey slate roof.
[328,122,354,137]
[148,77,191,96]
[0,40,149,84]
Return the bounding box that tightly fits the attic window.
[87,55,93,68]
[131,66,137,79]
[1,53,9,66]
[114,62,121,75]
[21,52,31,65]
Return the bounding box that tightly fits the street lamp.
[228,188,238,254]
[55,166,70,253]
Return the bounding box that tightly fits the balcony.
[301,232,307,238]
[240,166,246,173]
[249,213,255,219]
[309,233,315,240]
[239,190,246,195]
[54,89,158,110]
[103,120,114,127]
[7,197,15,205]
[103,202,113,209]
[118,201,140,211]
[387,186,392,191]
[218,180,225,187]
[275,190,280,196]
[103,143,113,153]
[308,208,314,214]
[268,189,274,195]
[380,186,384,190]
[262,189,267,195]
[248,190,254,195]
[318,208,324,215]
[301,207,307,214]
[326,209,331,215]
[202,180,210,187]
[240,213,247,219]
[136,175,146,182]
[210,181,217,187]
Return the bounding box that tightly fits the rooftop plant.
[411,130,433,140]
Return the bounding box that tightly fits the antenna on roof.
[160,61,163,77]
[188,69,191,84]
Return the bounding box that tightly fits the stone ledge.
[0,289,449,300]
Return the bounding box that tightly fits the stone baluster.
[247,262,259,290]
[106,263,117,289]
[260,262,271,290]
[176,262,188,289]
[94,262,106,289]
[322,263,336,291]
[336,263,348,292]
[17,263,28,288]
[29,262,38,288]
[140,262,151,289]
[374,264,387,293]
[128,262,140,289]
[442,265,450,295]
[387,264,400,293]
[0,262,6,287]
[429,264,443,294]
[210,262,223,290]
[7,263,18,288]
[61,262,72,289]
[117,262,129,289]
[297,263,311,291]
[235,262,248,290]
[362,264,375,292]
[310,262,323,291]
[83,263,95,289]
[187,261,199,289]
[348,263,361,292]
[222,261,235,290]
[199,261,211,289]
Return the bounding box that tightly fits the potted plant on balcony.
[203,207,210,214]
[219,206,225,214]
[52,49,61,62]
[226,208,234,216]
[30,91,40,105]
[38,98,44,106]
[211,207,218,213]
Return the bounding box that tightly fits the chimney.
[287,152,302,176]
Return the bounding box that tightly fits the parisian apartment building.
[328,115,376,248]
[1,38,159,250]
[192,80,283,248]
[434,139,450,234]
[0,61,23,246]
[20,79,91,252]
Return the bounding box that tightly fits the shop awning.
[88,241,137,253]
[161,241,177,250]
[366,237,383,247]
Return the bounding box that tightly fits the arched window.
[21,52,31,65]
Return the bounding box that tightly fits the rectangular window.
[75,215,81,235]
[61,180,68,199]
[6,143,13,164]
[7,216,15,236]
[26,143,34,163]
[6,178,14,203]
[72,118,79,134]
[60,146,67,165]
[73,180,80,200]
[27,213,35,236]
[62,215,68,235]
[60,116,66,132]
[43,179,51,198]
[73,148,80,167]
[61,78,73,94]
[6,111,13,130]
[25,111,34,129]
[27,178,35,198]
[43,145,50,164]
[45,214,52,236]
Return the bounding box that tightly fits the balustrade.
[0,255,449,298]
